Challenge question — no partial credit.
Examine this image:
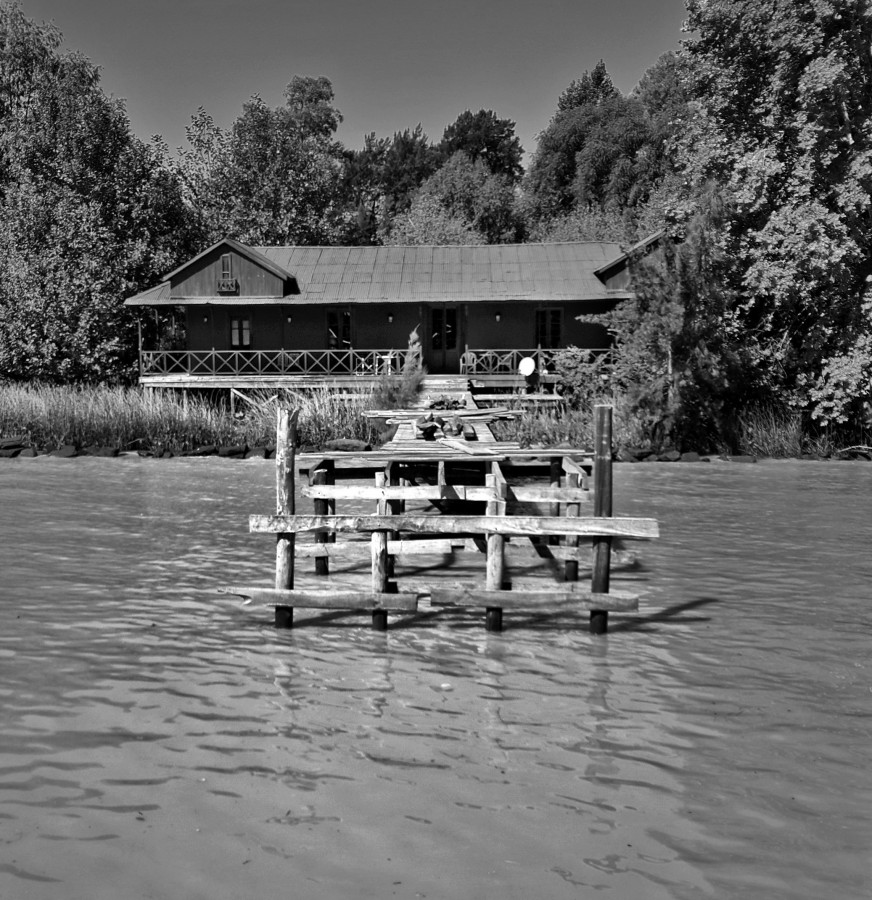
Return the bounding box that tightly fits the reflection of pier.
[223,401,658,634]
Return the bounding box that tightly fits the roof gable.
[164,236,295,284]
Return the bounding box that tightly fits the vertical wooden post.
[564,469,580,583]
[275,407,299,628]
[590,405,612,634]
[311,459,334,576]
[386,462,401,578]
[485,462,507,632]
[549,455,562,545]
[313,468,329,576]
[372,471,389,631]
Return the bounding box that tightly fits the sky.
[17,0,688,161]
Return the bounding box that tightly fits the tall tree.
[525,59,676,221]
[0,2,192,383]
[556,59,620,113]
[175,77,346,245]
[341,124,440,242]
[439,109,524,182]
[678,0,872,423]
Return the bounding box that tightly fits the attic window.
[218,254,237,293]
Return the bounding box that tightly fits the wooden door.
[426,304,461,373]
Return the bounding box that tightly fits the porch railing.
[139,346,613,378]
[459,347,613,375]
[140,348,417,378]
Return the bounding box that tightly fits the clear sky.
[17,0,688,160]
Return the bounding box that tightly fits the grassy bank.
[0,384,380,454]
[2,383,862,459]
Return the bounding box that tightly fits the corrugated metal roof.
[125,240,644,307]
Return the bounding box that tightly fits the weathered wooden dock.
[223,401,659,633]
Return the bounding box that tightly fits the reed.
[490,396,646,450]
[0,383,379,454]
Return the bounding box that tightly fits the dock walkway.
[223,398,659,633]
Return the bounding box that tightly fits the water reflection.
[0,457,870,899]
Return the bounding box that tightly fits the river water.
[0,456,869,900]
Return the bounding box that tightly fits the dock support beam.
[275,407,299,628]
[590,405,613,634]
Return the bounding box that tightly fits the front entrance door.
[425,304,460,373]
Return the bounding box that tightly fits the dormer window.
[217,254,238,293]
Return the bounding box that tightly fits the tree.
[557,59,619,113]
[175,77,347,245]
[282,75,342,141]
[525,59,677,222]
[379,124,440,217]
[0,2,193,383]
[341,124,440,242]
[382,194,481,246]
[678,0,872,424]
[583,188,749,449]
[439,109,524,182]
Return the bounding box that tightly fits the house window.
[327,309,352,349]
[535,308,562,349]
[230,317,251,349]
[221,254,232,279]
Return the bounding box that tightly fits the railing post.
[275,406,299,629]
[590,404,613,634]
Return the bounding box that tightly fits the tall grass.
[735,405,836,458]
[490,395,647,450]
[0,383,379,454]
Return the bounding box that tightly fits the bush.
[370,327,426,409]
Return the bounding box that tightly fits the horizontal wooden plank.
[302,483,590,503]
[430,587,638,611]
[220,586,420,611]
[250,514,659,539]
[296,538,460,557]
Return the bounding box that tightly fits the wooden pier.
[223,401,658,634]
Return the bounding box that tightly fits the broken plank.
[220,586,420,611]
[250,514,660,540]
[429,587,638,611]
[295,538,461,558]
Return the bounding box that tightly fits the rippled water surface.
[1,456,870,899]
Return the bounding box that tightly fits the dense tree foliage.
[175,78,346,245]
[439,109,524,182]
[340,125,440,244]
[0,2,192,382]
[525,59,682,222]
[4,0,872,441]
[677,0,872,425]
[382,152,522,245]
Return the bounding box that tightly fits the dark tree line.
[1,0,871,444]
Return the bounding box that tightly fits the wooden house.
[125,234,660,395]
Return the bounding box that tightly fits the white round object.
[518,357,536,377]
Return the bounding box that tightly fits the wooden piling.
[275,407,299,628]
[312,469,329,576]
[372,471,389,631]
[485,462,507,632]
[564,471,580,583]
[590,405,613,634]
